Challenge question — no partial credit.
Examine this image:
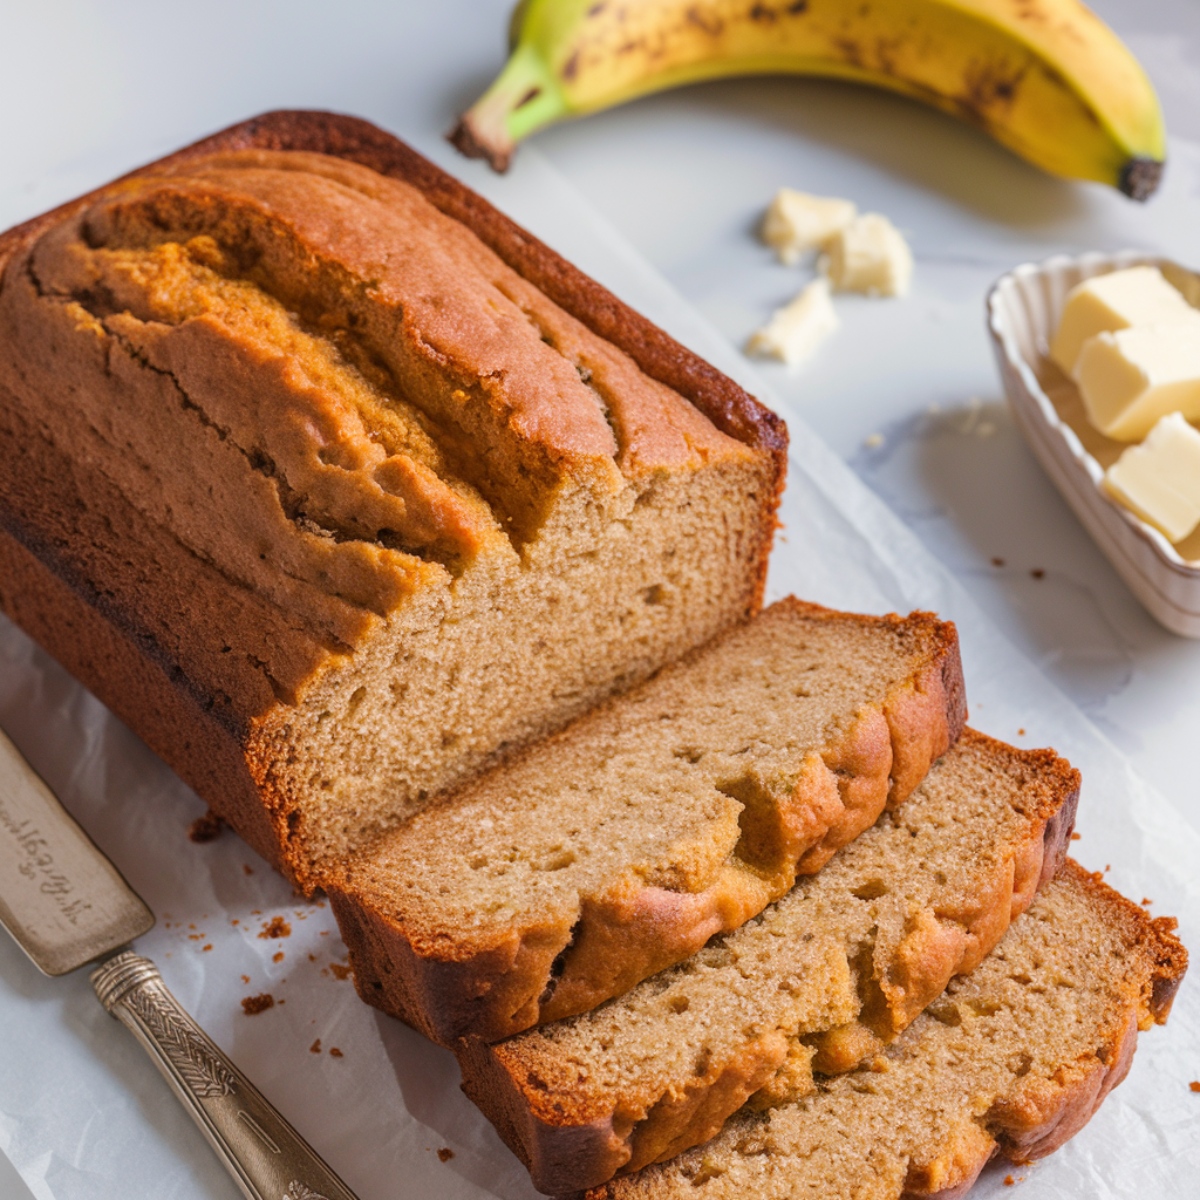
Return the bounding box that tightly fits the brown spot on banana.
[961,60,1028,117]
[685,5,725,37]
[832,37,865,70]
[874,35,905,77]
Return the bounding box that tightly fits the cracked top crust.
[0,146,751,690]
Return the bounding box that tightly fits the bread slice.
[0,112,786,892]
[456,730,1078,1193]
[328,598,965,1045]
[577,861,1186,1200]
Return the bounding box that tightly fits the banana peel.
[450,0,1166,199]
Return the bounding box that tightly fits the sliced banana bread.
[459,730,1078,1193]
[328,598,965,1045]
[0,112,785,892]
[580,860,1186,1200]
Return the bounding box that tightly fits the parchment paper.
[1,136,1197,1200]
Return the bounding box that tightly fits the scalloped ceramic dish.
[988,251,1200,638]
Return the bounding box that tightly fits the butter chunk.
[746,279,839,367]
[1103,412,1200,543]
[822,214,913,297]
[1074,319,1200,441]
[762,190,857,265]
[1050,266,1195,375]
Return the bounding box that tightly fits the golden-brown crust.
[455,730,1077,1194]
[0,110,788,476]
[0,110,786,891]
[460,1028,791,1194]
[331,602,965,1047]
[0,397,300,870]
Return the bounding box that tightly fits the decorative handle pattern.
[92,951,360,1200]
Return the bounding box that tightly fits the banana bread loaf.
[328,598,965,1045]
[580,860,1186,1200]
[460,729,1078,1193]
[0,112,786,892]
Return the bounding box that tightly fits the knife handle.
[91,950,360,1200]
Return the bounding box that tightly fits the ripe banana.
[451,0,1165,199]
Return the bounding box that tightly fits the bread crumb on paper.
[437,1148,455,1163]
[187,811,224,843]
[241,993,274,1016]
[259,916,291,939]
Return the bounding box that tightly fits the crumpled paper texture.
[0,143,1197,1200]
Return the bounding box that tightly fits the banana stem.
[448,44,566,172]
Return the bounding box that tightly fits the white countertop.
[1,3,1199,1197]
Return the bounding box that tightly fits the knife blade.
[0,727,362,1200]
[0,726,154,974]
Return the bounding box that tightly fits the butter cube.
[761,190,857,265]
[822,214,913,297]
[1050,266,1195,375]
[746,278,839,367]
[1103,412,1200,544]
[1074,319,1200,441]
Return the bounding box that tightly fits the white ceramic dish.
[987,251,1200,638]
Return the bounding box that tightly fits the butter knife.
[0,727,361,1200]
